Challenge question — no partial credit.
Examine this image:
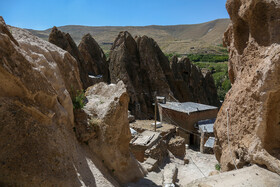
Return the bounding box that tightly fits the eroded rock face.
[109,31,157,119]
[78,34,110,84]
[0,18,127,186]
[171,56,220,106]
[48,26,90,88]
[110,31,220,119]
[49,27,110,88]
[83,81,146,183]
[214,0,280,174]
[0,17,86,186]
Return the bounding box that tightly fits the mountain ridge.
[28,18,230,54]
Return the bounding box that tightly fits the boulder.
[214,0,280,175]
[78,33,110,84]
[83,81,146,183]
[168,136,186,158]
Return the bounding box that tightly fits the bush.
[187,54,228,63]
[215,163,221,171]
[72,90,86,110]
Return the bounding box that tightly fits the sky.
[0,0,229,30]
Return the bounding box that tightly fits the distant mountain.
[28,19,230,54]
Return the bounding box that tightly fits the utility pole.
[154,93,157,132]
[200,128,205,153]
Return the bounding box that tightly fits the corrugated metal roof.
[204,137,215,148]
[158,102,218,114]
[199,123,214,133]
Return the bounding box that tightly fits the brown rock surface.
[171,56,220,106]
[0,18,84,186]
[110,31,220,119]
[78,33,110,83]
[214,0,280,175]
[83,81,146,183]
[109,31,156,118]
[0,18,129,186]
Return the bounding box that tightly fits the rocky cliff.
[0,17,142,186]
[49,27,109,88]
[214,0,280,175]
[110,31,220,119]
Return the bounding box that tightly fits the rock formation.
[0,17,141,186]
[83,81,146,183]
[0,17,84,186]
[48,26,90,88]
[109,31,161,119]
[49,27,109,88]
[110,31,220,119]
[78,34,110,83]
[214,0,280,175]
[171,56,220,106]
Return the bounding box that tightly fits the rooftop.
[198,118,216,133]
[199,123,214,133]
[158,102,218,114]
[131,130,161,148]
[204,137,215,148]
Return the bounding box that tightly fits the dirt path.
[126,148,218,186]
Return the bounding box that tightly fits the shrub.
[72,90,86,110]
[215,163,221,171]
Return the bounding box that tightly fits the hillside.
[28,19,230,54]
